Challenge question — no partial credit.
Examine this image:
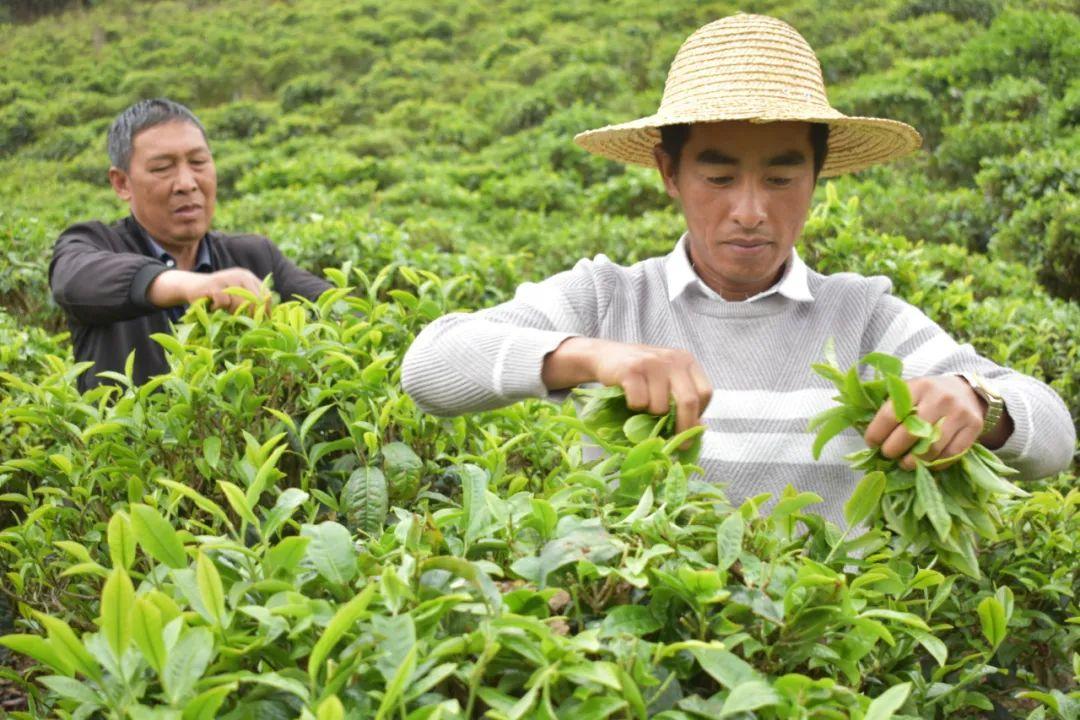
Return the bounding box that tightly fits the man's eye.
[150,166,171,173]
[768,177,793,186]
[707,176,733,185]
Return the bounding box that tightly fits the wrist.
[147,269,196,308]
[541,336,598,390]
[957,371,1010,447]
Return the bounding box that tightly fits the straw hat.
[574,13,922,177]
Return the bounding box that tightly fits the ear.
[653,145,681,200]
[108,166,132,202]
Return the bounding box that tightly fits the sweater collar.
[664,232,814,304]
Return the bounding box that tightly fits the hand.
[542,337,712,435]
[148,268,271,315]
[864,375,1000,470]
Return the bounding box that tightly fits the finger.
[916,422,961,465]
[645,371,670,416]
[864,399,899,447]
[209,290,228,311]
[689,363,713,410]
[621,373,649,412]
[879,422,917,461]
[937,424,981,465]
[669,371,701,436]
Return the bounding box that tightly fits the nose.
[173,162,198,194]
[730,180,766,230]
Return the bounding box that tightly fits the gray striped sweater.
[402,239,1075,525]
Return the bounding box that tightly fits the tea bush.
[0,0,1077,717]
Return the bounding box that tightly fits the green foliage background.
[0,0,1077,719]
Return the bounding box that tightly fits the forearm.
[145,270,196,308]
[541,336,602,389]
[401,312,576,416]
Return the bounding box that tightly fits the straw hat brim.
[573,108,922,177]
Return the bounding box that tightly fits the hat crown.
[660,14,830,114]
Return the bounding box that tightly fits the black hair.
[658,122,830,179]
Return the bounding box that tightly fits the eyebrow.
[693,149,807,166]
[145,149,210,162]
[766,150,807,167]
[695,149,737,165]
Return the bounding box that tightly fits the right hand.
[542,337,713,435]
[149,268,271,314]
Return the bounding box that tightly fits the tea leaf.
[32,613,101,681]
[202,437,221,470]
[99,567,135,659]
[132,598,167,676]
[218,480,259,527]
[38,675,102,706]
[719,680,780,717]
[343,467,388,536]
[914,463,951,542]
[864,682,911,720]
[374,643,417,720]
[599,606,661,638]
[978,596,1007,649]
[308,583,378,682]
[811,414,852,460]
[715,512,744,572]
[107,511,136,570]
[163,627,214,704]
[301,522,358,585]
[181,683,236,720]
[0,634,75,676]
[130,503,189,569]
[196,552,228,628]
[690,646,760,689]
[459,463,490,547]
[844,471,886,527]
[316,695,345,720]
[885,374,913,419]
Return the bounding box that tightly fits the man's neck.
[160,241,201,272]
[131,215,202,271]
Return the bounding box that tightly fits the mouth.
[723,238,771,252]
[173,204,202,219]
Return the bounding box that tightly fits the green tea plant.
[1,287,1073,717]
[809,349,1028,578]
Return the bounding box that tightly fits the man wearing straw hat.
[402,14,1074,523]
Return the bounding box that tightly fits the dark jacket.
[49,215,332,392]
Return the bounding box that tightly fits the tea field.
[0,0,1078,718]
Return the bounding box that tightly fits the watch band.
[959,372,1005,436]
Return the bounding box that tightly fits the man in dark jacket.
[50,98,331,392]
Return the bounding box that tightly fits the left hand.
[864,375,987,470]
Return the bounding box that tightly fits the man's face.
[109,120,216,247]
[655,120,816,300]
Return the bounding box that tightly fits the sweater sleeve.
[861,289,1075,480]
[262,238,333,302]
[401,256,615,416]
[49,224,169,326]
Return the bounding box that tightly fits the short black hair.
[658,122,830,179]
[107,98,208,172]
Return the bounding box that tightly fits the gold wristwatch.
[959,372,1005,436]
